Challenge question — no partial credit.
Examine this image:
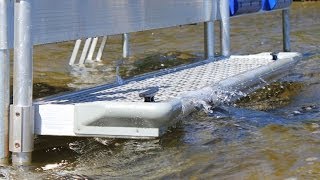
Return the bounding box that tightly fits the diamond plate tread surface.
[37,55,275,105]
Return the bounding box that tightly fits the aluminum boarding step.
[34,52,301,138]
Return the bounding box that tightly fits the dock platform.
[34,52,301,138]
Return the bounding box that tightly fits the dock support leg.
[96,36,107,61]
[10,0,34,165]
[69,39,82,65]
[79,38,92,65]
[220,0,230,57]
[204,21,215,60]
[0,49,9,164]
[0,0,11,164]
[122,33,130,58]
[282,9,291,52]
[87,37,99,61]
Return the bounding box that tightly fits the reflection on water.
[3,2,320,179]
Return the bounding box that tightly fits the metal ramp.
[34,52,301,138]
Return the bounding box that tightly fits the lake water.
[2,2,320,179]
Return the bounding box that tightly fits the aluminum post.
[69,39,82,65]
[0,0,10,163]
[87,37,99,61]
[96,36,107,61]
[0,50,9,164]
[122,33,130,58]
[79,38,92,65]
[220,0,230,57]
[10,0,34,165]
[282,9,291,52]
[204,21,215,60]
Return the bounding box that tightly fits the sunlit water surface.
[2,2,320,179]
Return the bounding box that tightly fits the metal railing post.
[204,21,215,60]
[220,0,230,57]
[122,33,130,58]
[0,0,11,164]
[282,9,291,52]
[10,0,34,165]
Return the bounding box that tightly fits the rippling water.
[2,2,320,179]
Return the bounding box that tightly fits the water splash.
[180,86,248,115]
[115,60,124,85]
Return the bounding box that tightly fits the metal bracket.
[139,87,159,102]
[271,52,279,60]
[9,105,34,153]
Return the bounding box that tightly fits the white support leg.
[10,0,34,165]
[86,37,98,61]
[220,0,230,57]
[282,9,291,52]
[69,39,82,65]
[122,33,130,58]
[79,38,92,65]
[96,36,107,61]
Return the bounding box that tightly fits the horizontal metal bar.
[2,0,293,47]
[31,0,213,45]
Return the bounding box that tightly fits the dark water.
[2,2,320,179]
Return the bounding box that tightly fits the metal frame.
[3,0,293,165]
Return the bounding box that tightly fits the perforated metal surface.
[37,54,276,105]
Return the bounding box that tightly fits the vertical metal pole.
[69,39,82,65]
[220,0,230,57]
[10,0,34,165]
[0,0,11,163]
[86,37,98,61]
[96,36,107,61]
[282,9,291,52]
[78,38,92,65]
[122,33,130,58]
[204,21,215,60]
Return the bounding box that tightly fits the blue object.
[263,0,292,11]
[229,0,238,16]
[263,0,277,10]
[229,0,261,16]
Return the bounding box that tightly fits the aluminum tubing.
[87,37,98,61]
[95,36,107,61]
[122,33,130,58]
[204,21,215,60]
[220,0,230,57]
[0,50,9,163]
[69,39,82,65]
[11,0,34,165]
[282,9,291,52]
[0,0,11,163]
